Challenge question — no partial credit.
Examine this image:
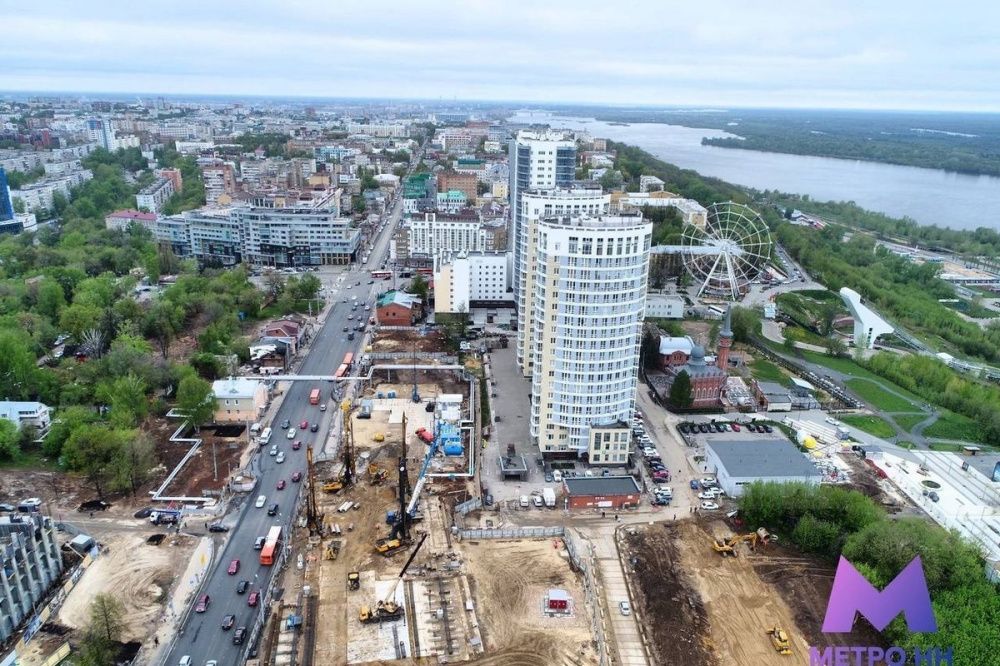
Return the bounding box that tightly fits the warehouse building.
[562,476,642,510]
[705,440,821,497]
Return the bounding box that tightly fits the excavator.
[360,534,427,624]
[766,626,792,656]
[711,528,774,556]
[368,462,388,485]
[347,571,360,591]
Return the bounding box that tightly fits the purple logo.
[822,556,937,633]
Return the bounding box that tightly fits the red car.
[291,471,303,482]
[247,590,259,607]
[299,420,309,430]
[194,594,210,613]
[292,440,302,451]
[277,479,287,490]
[730,423,741,432]
[227,559,240,575]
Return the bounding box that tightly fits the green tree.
[0,330,38,400]
[729,306,762,343]
[63,424,122,498]
[12,197,25,214]
[76,632,116,666]
[60,303,103,341]
[112,432,156,496]
[143,301,183,359]
[34,277,67,321]
[409,275,429,302]
[668,370,693,408]
[89,593,126,642]
[825,336,847,357]
[0,419,20,460]
[176,373,216,431]
[352,197,367,214]
[43,405,97,458]
[96,373,148,428]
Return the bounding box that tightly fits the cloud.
[0,0,997,110]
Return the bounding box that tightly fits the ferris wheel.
[681,202,772,300]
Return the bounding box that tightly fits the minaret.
[717,305,733,370]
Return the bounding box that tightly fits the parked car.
[762,424,774,433]
[194,594,210,613]
[700,477,717,487]
[745,423,757,433]
[700,501,720,510]
[208,523,228,533]
[690,480,700,490]
[699,423,709,433]
[221,614,235,630]
[287,428,296,439]
[678,423,690,434]
[291,471,303,482]
[619,601,631,616]
[236,580,249,594]
[698,491,718,500]
[227,559,240,575]
[730,423,741,432]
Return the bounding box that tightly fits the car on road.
[700,501,720,510]
[368,279,374,284]
[269,444,278,456]
[194,594,210,613]
[280,419,290,429]
[310,422,319,432]
[320,404,327,412]
[347,314,354,320]
[221,614,235,630]
[248,591,259,607]
[276,452,285,464]
[343,326,349,332]
[292,471,303,482]
[207,523,228,533]
[236,579,249,594]
[292,440,301,450]
[619,601,631,616]
[233,627,246,645]
[299,420,309,429]
[544,472,554,482]
[255,495,266,508]
[276,479,286,490]
[254,537,266,550]
[268,503,279,516]
[287,428,296,439]
[227,559,240,575]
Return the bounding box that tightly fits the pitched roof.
[377,290,421,309]
[707,440,821,479]
[107,209,157,222]
[659,335,694,356]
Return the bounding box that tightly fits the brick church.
[656,306,732,408]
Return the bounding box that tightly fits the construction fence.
[458,526,564,540]
[564,531,611,666]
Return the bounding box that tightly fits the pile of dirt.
[624,525,717,666]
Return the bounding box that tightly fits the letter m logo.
[822,556,937,633]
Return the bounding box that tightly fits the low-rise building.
[0,513,64,643]
[562,476,642,510]
[639,175,665,192]
[135,177,175,213]
[704,439,822,497]
[376,291,422,326]
[210,377,267,422]
[645,294,684,319]
[0,401,51,434]
[105,209,158,231]
[587,422,631,465]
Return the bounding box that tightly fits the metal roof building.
[706,440,821,497]
[562,475,642,510]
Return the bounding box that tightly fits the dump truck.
[347,572,360,590]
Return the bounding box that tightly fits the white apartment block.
[639,175,665,192]
[515,188,610,376]
[613,192,708,227]
[0,401,51,433]
[1,514,64,643]
[41,159,82,176]
[0,152,43,174]
[174,140,214,154]
[407,212,493,258]
[11,170,93,212]
[433,252,511,314]
[345,122,409,138]
[526,212,652,458]
[135,177,175,213]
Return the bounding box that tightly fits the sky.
[2,0,999,111]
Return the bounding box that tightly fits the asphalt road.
[167,187,407,666]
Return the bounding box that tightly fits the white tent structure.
[840,287,894,349]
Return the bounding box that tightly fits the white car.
[287,428,296,439]
[255,495,267,508]
[697,491,717,500]
[700,501,720,510]
[269,445,278,456]
[276,452,285,464]
[619,601,631,616]
[700,477,717,487]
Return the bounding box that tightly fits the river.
[508,111,1000,231]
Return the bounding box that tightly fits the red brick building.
[375,291,422,326]
[655,306,733,408]
[563,476,642,510]
[436,170,478,201]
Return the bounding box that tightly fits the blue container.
[443,443,464,456]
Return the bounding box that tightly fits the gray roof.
[708,440,821,479]
[564,475,641,496]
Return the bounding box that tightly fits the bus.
[370,270,392,280]
[309,388,321,405]
[343,352,354,369]
[260,526,282,565]
[335,363,349,378]
[416,267,433,276]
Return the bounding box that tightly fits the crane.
[305,445,323,535]
[360,534,427,624]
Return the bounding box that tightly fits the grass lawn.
[797,350,926,405]
[0,448,60,471]
[840,414,897,439]
[845,378,920,412]
[893,413,928,433]
[928,442,965,452]
[784,325,829,347]
[896,441,916,449]
[749,358,786,383]
[924,411,982,443]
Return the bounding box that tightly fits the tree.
[96,373,148,428]
[262,271,285,300]
[409,275,429,302]
[176,374,216,431]
[12,197,25,214]
[112,432,156,496]
[90,593,126,642]
[63,424,122,498]
[782,333,797,352]
[0,419,20,460]
[35,277,67,321]
[825,336,847,357]
[76,632,116,666]
[641,327,661,369]
[352,197,367,214]
[729,306,762,343]
[0,330,38,400]
[668,370,694,408]
[143,301,183,359]
[43,405,97,457]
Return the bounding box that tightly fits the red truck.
[415,427,434,443]
[309,388,320,405]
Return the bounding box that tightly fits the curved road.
[166,187,407,665]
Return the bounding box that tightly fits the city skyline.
[3,0,1000,112]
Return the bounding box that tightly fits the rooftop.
[563,475,641,496]
[107,209,157,221]
[377,290,421,309]
[211,377,263,399]
[708,440,822,479]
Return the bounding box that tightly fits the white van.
[519,495,530,508]
[552,470,563,482]
[179,657,192,666]
[259,427,272,445]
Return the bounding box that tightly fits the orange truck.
[309,388,320,405]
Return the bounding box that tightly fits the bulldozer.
[766,626,792,656]
[347,572,360,591]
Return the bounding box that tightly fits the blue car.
[690,480,700,490]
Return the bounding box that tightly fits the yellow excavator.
[368,462,388,485]
[712,528,774,556]
[766,626,792,656]
[360,534,427,624]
